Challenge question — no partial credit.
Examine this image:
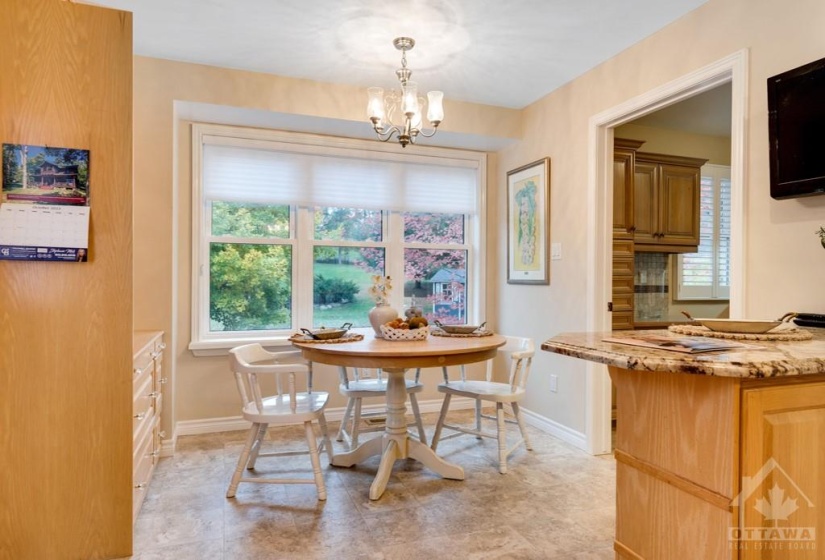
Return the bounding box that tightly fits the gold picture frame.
[506,157,550,285]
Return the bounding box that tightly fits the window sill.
[188,336,293,357]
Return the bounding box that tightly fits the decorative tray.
[667,324,812,341]
[288,332,364,344]
[431,329,494,338]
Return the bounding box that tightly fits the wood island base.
[609,366,825,560]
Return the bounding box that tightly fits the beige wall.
[135,0,825,441]
[133,58,518,427]
[496,0,825,434]
[615,123,731,165]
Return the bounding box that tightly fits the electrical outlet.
[549,374,558,392]
[551,242,562,260]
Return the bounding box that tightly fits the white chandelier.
[367,37,444,148]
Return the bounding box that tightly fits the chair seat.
[437,380,525,403]
[339,378,424,397]
[242,391,329,423]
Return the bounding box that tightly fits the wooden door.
[738,381,825,560]
[659,164,700,246]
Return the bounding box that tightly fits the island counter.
[542,329,825,560]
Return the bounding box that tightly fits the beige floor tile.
[132,412,616,559]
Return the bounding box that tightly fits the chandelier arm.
[415,125,440,138]
[372,124,403,143]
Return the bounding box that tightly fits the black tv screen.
[768,56,825,199]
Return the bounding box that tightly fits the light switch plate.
[551,242,562,260]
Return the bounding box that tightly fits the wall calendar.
[0,143,90,262]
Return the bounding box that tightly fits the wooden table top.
[292,328,506,370]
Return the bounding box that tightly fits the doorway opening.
[584,50,748,455]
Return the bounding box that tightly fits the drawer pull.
[134,412,146,420]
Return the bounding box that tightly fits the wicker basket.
[379,325,429,341]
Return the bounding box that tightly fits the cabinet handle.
[133,368,141,375]
[148,391,160,399]
[134,412,146,420]
[149,450,161,458]
[158,343,166,350]
[134,483,147,490]
[159,430,167,439]
[159,377,168,385]
[629,226,636,233]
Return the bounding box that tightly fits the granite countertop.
[541,328,825,378]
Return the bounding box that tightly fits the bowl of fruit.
[380,316,430,341]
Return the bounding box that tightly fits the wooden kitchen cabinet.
[608,370,825,560]
[611,237,635,330]
[611,139,644,330]
[634,152,707,252]
[739,381,825,560]
[132,331,166,522]
[613,138,645,235]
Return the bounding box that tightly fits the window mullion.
[295,206,314,330]
[386,211,405,310]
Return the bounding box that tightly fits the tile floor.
[129,411,616,559]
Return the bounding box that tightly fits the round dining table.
[292,328,506,500]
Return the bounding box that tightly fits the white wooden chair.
[336,367,427,448]
[226,344,333,500]
[430,336,535,474]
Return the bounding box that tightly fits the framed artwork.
[506,157,550,285]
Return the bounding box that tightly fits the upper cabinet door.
[658,164,701,246]
[633,161,658,245]
[613,139,644,237]
[634,152,706,252]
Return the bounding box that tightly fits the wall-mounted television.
[767,56,825,199]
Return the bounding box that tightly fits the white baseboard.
[171,398,588,454]
[520,407,587,451]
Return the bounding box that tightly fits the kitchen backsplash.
[635,253,669,321]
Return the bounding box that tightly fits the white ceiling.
[84,0,708,109]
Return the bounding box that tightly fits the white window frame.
[189,124,486,354]
[675,163,731,301]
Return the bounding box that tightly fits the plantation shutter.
[677,165,731,299]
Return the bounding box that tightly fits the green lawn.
[312,262,377,328]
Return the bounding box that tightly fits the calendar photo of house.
[2,143,89,206]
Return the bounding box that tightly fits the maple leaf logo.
[754,484,799,522]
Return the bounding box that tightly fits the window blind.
[203,143,479,214]
[677,164,731,299]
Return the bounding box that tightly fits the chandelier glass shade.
[367,37,443,148]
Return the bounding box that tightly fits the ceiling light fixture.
[367,37,443,148]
